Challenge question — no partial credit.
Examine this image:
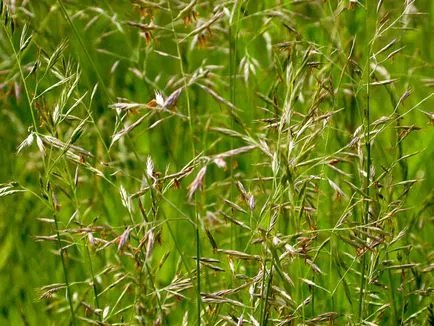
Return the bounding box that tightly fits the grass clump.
[0,0,433,325]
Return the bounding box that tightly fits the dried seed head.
[118,226,131,252]
[187,166,207,201]
[140,31,153,44]
[119,185,133,213]
[37,288,58,301]
[155,90,165,107]
[146,231,154,260]
[182,311,189,326]
[52,104,60,125]
[163,88,182,110]
[173,178,181,189]
[41,135,93,158]
[272,152,279,174]
[146,156,154,178]
[134,5,154,20]
[236,181,256,211]
[328,178,347,200]
[52,190,59,211]
[197,32,208,48]
[236,314,244,326]
[228,256,235,275]
[213,157,227,169]
[420,110,434,125]
[183,10,198,25]
[250,314,260,326]
[17,132,34,153]
[35,134,45,155]
[112,116,146,145]
[248,194,256,211]
[88,232,96,246]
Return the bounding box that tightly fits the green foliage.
[0,0,433,324]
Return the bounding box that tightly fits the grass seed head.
[118,227,131,252]
[187,166,207,201]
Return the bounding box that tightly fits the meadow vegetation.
[0,0,433,324]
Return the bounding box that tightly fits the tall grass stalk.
[167,2,201,323]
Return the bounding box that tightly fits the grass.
[0,0,433,325]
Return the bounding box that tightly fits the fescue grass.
[0,0,433,325]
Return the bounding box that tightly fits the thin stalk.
[53,212,77,326]
[261,264,273,326]
[144,261,168,326]
[64,158,101,318]
[258,260,267,324]
[2,23,38,132]
[358,6,374,322]
[82,95,111,160]
[57,0,112,102]
[386,251,399,325]
[229,0,242,281]
[358,92,370,320]
[166,4,200,323]
[85,245,100,314]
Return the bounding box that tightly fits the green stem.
[85,245,100,315]
[167,3,201,324]
[359,5,373,322]
[2,22,38,132]
[53,212,77,326]
[57,0,112,102]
